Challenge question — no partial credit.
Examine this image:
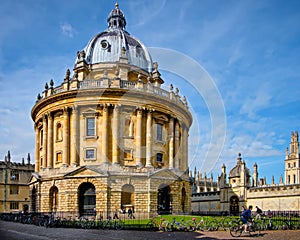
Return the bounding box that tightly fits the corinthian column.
[135,109,143,166]
[112,105,120,164]
[182,124,188,173]
[35,125,40,172]
[71,106,79,166]
[145,110,152,167]
[47,113,53,168]
[62,107,69,166]
[42,115,48,169]
[102,105,108,164]
[174,121,180,169]
[168,117,174,169]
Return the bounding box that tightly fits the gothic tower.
[284,131,300,184]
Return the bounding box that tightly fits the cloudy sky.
[0,0,299,183]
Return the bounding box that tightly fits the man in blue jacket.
[240,205,253,232]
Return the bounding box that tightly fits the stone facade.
[0,151,34,213]
[29,4,192,218]
[191,131,300,213]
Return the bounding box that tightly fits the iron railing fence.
[1,210,299,230]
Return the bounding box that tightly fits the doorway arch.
[157,184,171,214]
[121,184,134,212]
[31,186,37,213]
[230,195,239,215]
[78,182,96,216]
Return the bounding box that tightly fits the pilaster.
[47,113,53,168]
[62,107,69,166]
[42,114,48,169]
[112,105,120,164]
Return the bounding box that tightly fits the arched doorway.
[31,186,37,213]
[181,187,186,213]
[121,184,134,212]
[78,182,96,217]
[49,186,58,212]
[157,184,171,214]
[230,195,239,215]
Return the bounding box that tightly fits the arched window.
[181,187,186,213]
[49,186,58,212]
[40,129,43,146]
[78,182,96,216]
[121,184,134,211]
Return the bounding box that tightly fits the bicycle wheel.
[249,223,261,237]
[220,217,231,230]
[114,220,124,230]
[146,221,157,231]
[163,221,172,232]
[229,225,242,237]
[208,219,219,231]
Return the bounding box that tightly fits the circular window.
[101,40,109,49]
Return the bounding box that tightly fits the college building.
[191,131,300,214]
[0,151,34,213]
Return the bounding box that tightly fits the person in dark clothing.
[240,205,253,232]
[255,206,263,219]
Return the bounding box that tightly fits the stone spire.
[7,150,11,162]
[27,153,31,165]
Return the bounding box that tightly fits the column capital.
[136,107,143,115]
[147,108,155,113]
[102,105,109,112]
[113,104,121,111]
[72,105,79,112]
[63,106,69,114]
[48,112,53,120]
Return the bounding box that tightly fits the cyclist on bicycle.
[240,205,253,232]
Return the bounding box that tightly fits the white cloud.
[60,22,76,38]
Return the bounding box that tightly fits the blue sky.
[0,0,299,183]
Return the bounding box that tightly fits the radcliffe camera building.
[29,4,192,217]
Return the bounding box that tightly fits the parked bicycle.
[102,218,124,230]
[146,217,159,231]
[163,218,192,232]
[187,217,218,231]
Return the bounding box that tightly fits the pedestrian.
[113,210,119,219]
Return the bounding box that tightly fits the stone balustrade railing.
[41,78,188,108]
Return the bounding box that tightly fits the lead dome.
[82,3,153,72]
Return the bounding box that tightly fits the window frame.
[86,117,96,137]
[10,185,19,195]
[156,123,163,142]
[84,148,96,161]
[56,151,62,163]
[10,201,19,210]
[156,153,163,163]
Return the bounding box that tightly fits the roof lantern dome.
[107,2,126,30]
[82,2,153,72]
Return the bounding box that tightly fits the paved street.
[1,220,299,240]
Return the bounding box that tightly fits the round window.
[101,40,109,49]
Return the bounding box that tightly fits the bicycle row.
[1,212,299,232]
[0,214,124,230]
